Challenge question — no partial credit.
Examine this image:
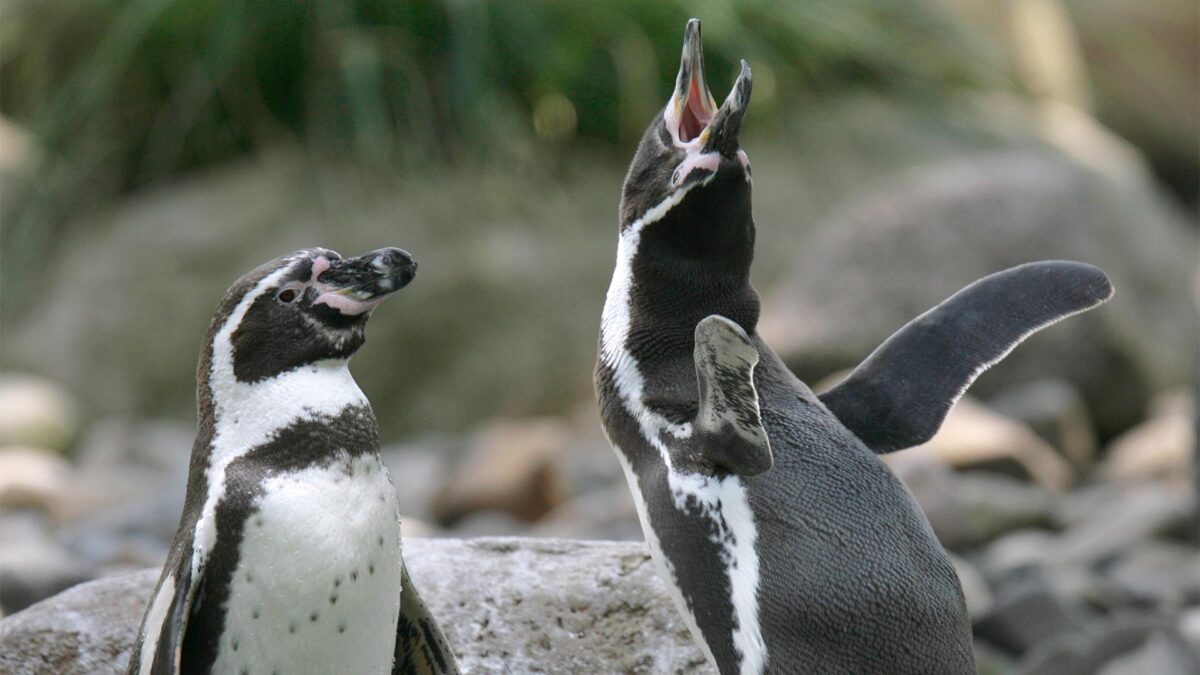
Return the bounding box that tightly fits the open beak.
[665,19,752,157]
[312,248,417,316]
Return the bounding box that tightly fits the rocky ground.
[0,369,1196,673]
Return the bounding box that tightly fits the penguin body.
[595,20,1113,675]
[128,248,458,675]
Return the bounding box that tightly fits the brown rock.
[1102,390,1194,484]
[887,396,1074,490]
[432,419,571,526]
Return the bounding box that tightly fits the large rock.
[0,537,710,675]
[759,150,1196,437]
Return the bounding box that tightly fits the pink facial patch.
[310,256,332,281]
[672,150,722,188]
[312,292,384,316]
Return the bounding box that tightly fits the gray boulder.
[759,150,1196,437]
[0,537,711,675]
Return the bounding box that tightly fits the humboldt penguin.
[594,19,1112,674]
[127,247,458,675]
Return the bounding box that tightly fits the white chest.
[210,455,403,675]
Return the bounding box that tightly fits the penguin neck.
[205,358,367,466]
[632,246,759,338]
[192,302,371,475]
[617,169,760,346]
[601,187,760,406]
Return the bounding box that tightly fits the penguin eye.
[276,288,298,304]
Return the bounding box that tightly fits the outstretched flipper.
[126,531,200,675]
[819,261,1113,454]
[393,563,460,674]
[687,315,773,475]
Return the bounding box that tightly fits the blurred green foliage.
[1,0,1003,306]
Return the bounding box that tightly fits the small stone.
[0,448,75,516]
[1102,389,1194,484]
[980,529,1057,576]
[0,514,95,614]
[1019,617,1189,675]
[1095,630,1200,675]
[0,375,78,453]
[1051,484,1194,566]
[973,569,1090,655]
[1180,607,1200,652]
[1104,540,1200,610]
[889,455,1058,551]
[947,552,992,619]
[987,379,1097,468]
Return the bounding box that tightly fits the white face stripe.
[135,573,177,675]
[191,258,370,581]
[600,186,767,674]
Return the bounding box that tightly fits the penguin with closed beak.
[595,19,1112,674]
[127,247,458,675]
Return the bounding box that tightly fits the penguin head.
[205,247,417,384]
[619,18,753,249]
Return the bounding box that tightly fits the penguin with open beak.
[595,19,1113,674]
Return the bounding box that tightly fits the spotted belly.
[208,454,403,675]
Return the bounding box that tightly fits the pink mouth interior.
[679,75,714,142]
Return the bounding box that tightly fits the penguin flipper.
[126,538,200,675]
[393,563,460,674]
[690,315,773,476]
[818,261,1113,454]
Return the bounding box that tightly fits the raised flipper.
[126,531,201,675]
[685,314,773,476]
[819,261,1113,454]
[393,563,460,674]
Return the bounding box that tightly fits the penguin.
[594,19,1113,675]
[126,247,459,675]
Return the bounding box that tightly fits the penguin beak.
[664,19,752,157]
[311,248,417,316]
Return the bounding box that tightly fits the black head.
[620,18,753,236]
[203,247,417,385]
[613,20,759,336]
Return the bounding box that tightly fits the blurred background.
[0,0,1197,671]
